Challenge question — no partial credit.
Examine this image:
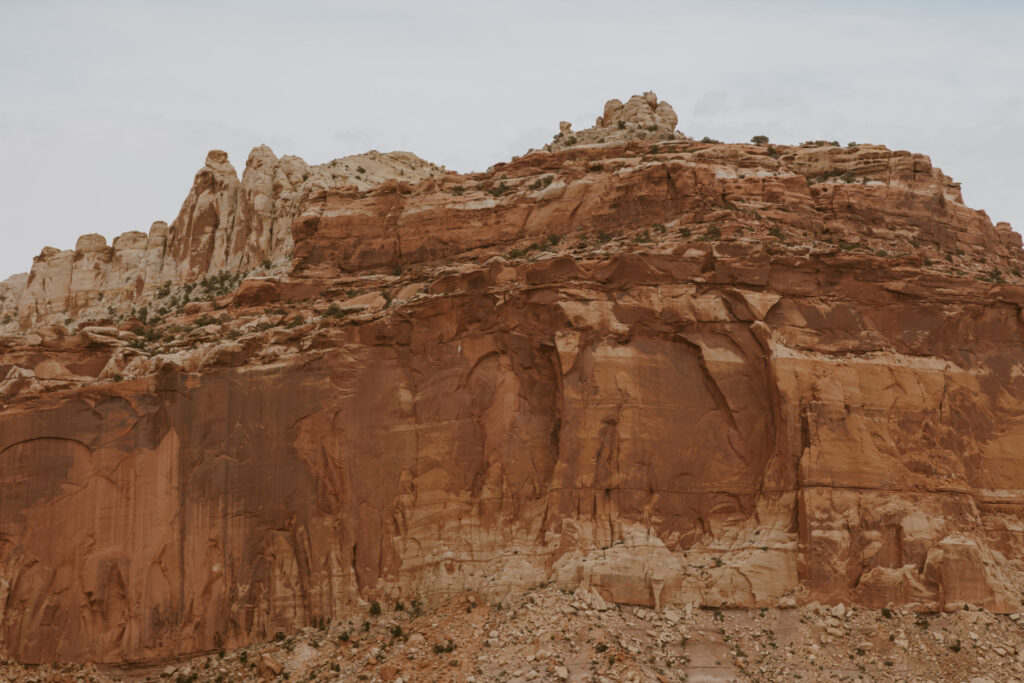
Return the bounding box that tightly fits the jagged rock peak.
[598,91,678,131]
[205,149,233,167]
[548,91,682,151]
[0,143,449,331]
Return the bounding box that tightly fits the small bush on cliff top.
[751,134,769,145]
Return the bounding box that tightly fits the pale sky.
[1,0,1022,279]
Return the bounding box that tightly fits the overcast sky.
[1,0,1021,279]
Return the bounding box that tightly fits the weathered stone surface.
[1,93,1023,667]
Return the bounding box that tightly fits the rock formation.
[1,93,1024,669]
[2,148,444,330]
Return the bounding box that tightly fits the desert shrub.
[488,181,510,197]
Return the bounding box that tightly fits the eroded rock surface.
[1,94,1023,666]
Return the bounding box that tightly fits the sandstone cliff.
[1,93,1024,667]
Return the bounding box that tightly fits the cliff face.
[2,93,1024,665]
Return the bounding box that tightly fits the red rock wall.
[3,123,1024,664]
[3,247,1024,663]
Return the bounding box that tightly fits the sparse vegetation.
[488,181,510,197]
[698,226,722,241]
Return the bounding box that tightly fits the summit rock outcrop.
[1,93,1024,669]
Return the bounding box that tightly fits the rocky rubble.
[1,93,1024,676]
[3,586,1023,681]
